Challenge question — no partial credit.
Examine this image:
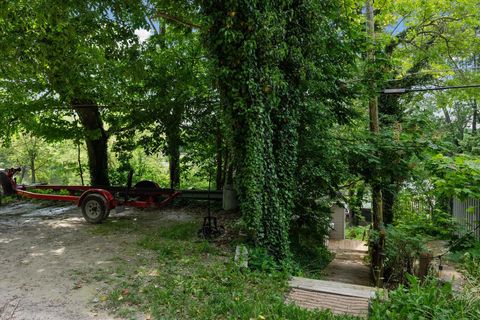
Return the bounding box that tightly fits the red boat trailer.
[1,168,182,224]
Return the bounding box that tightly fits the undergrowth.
[83,219,359,320]
[370,253,480,320]
[369,274,479,320]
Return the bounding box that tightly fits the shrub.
[380,226,429,286]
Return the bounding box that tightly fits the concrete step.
[287,277,383,318]
[334,250,367,261]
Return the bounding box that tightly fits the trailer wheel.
[81,194,109,224]
[134,180,160,201]
[134,180,159,190]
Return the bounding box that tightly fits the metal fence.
[452,198,480,239]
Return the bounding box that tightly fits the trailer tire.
[134,180,160,201]
[134,180,159,190]
[0,171,14,195]
[81,194,109,224]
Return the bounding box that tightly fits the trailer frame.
[0,167,221,224]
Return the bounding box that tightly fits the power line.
[384,66,480,82]
[380,84,480,94]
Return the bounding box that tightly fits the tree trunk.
[371,184,385,286]
[382,188,395,225]
[215,127,223,190]
[73,103,110,186]
[20,165,27,183]
[77,142,85,186]
[226,162,234,186]
[166,124,180,189]
[366,0,384,287]
[473,99,478,135]
[30,155,36,183]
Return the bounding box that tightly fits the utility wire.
[380,84,480,94]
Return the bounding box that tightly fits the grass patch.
[144,221,199,241]
[345,225,368,241]
[83,220,360,319]
[90,217,142,235]
[0,195,18,206]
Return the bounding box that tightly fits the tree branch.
[154,12,201,30]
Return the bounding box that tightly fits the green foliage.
[448,240,480,264]
[393,183,458,239]
[395,208,456,240]
[201,0,299,262]
[428,154,480,200]
[0,134,88,185]
[370,274,479,320]
[0,0,150,185]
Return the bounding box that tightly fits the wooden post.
[366,0,385,287]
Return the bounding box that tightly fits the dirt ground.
[0,200,200,320]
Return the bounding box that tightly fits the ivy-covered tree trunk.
[73,103,110,186]
[202,0,311,261]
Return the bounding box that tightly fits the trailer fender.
[78,189,116,210]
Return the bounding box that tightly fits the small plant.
[248,247,279,272]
